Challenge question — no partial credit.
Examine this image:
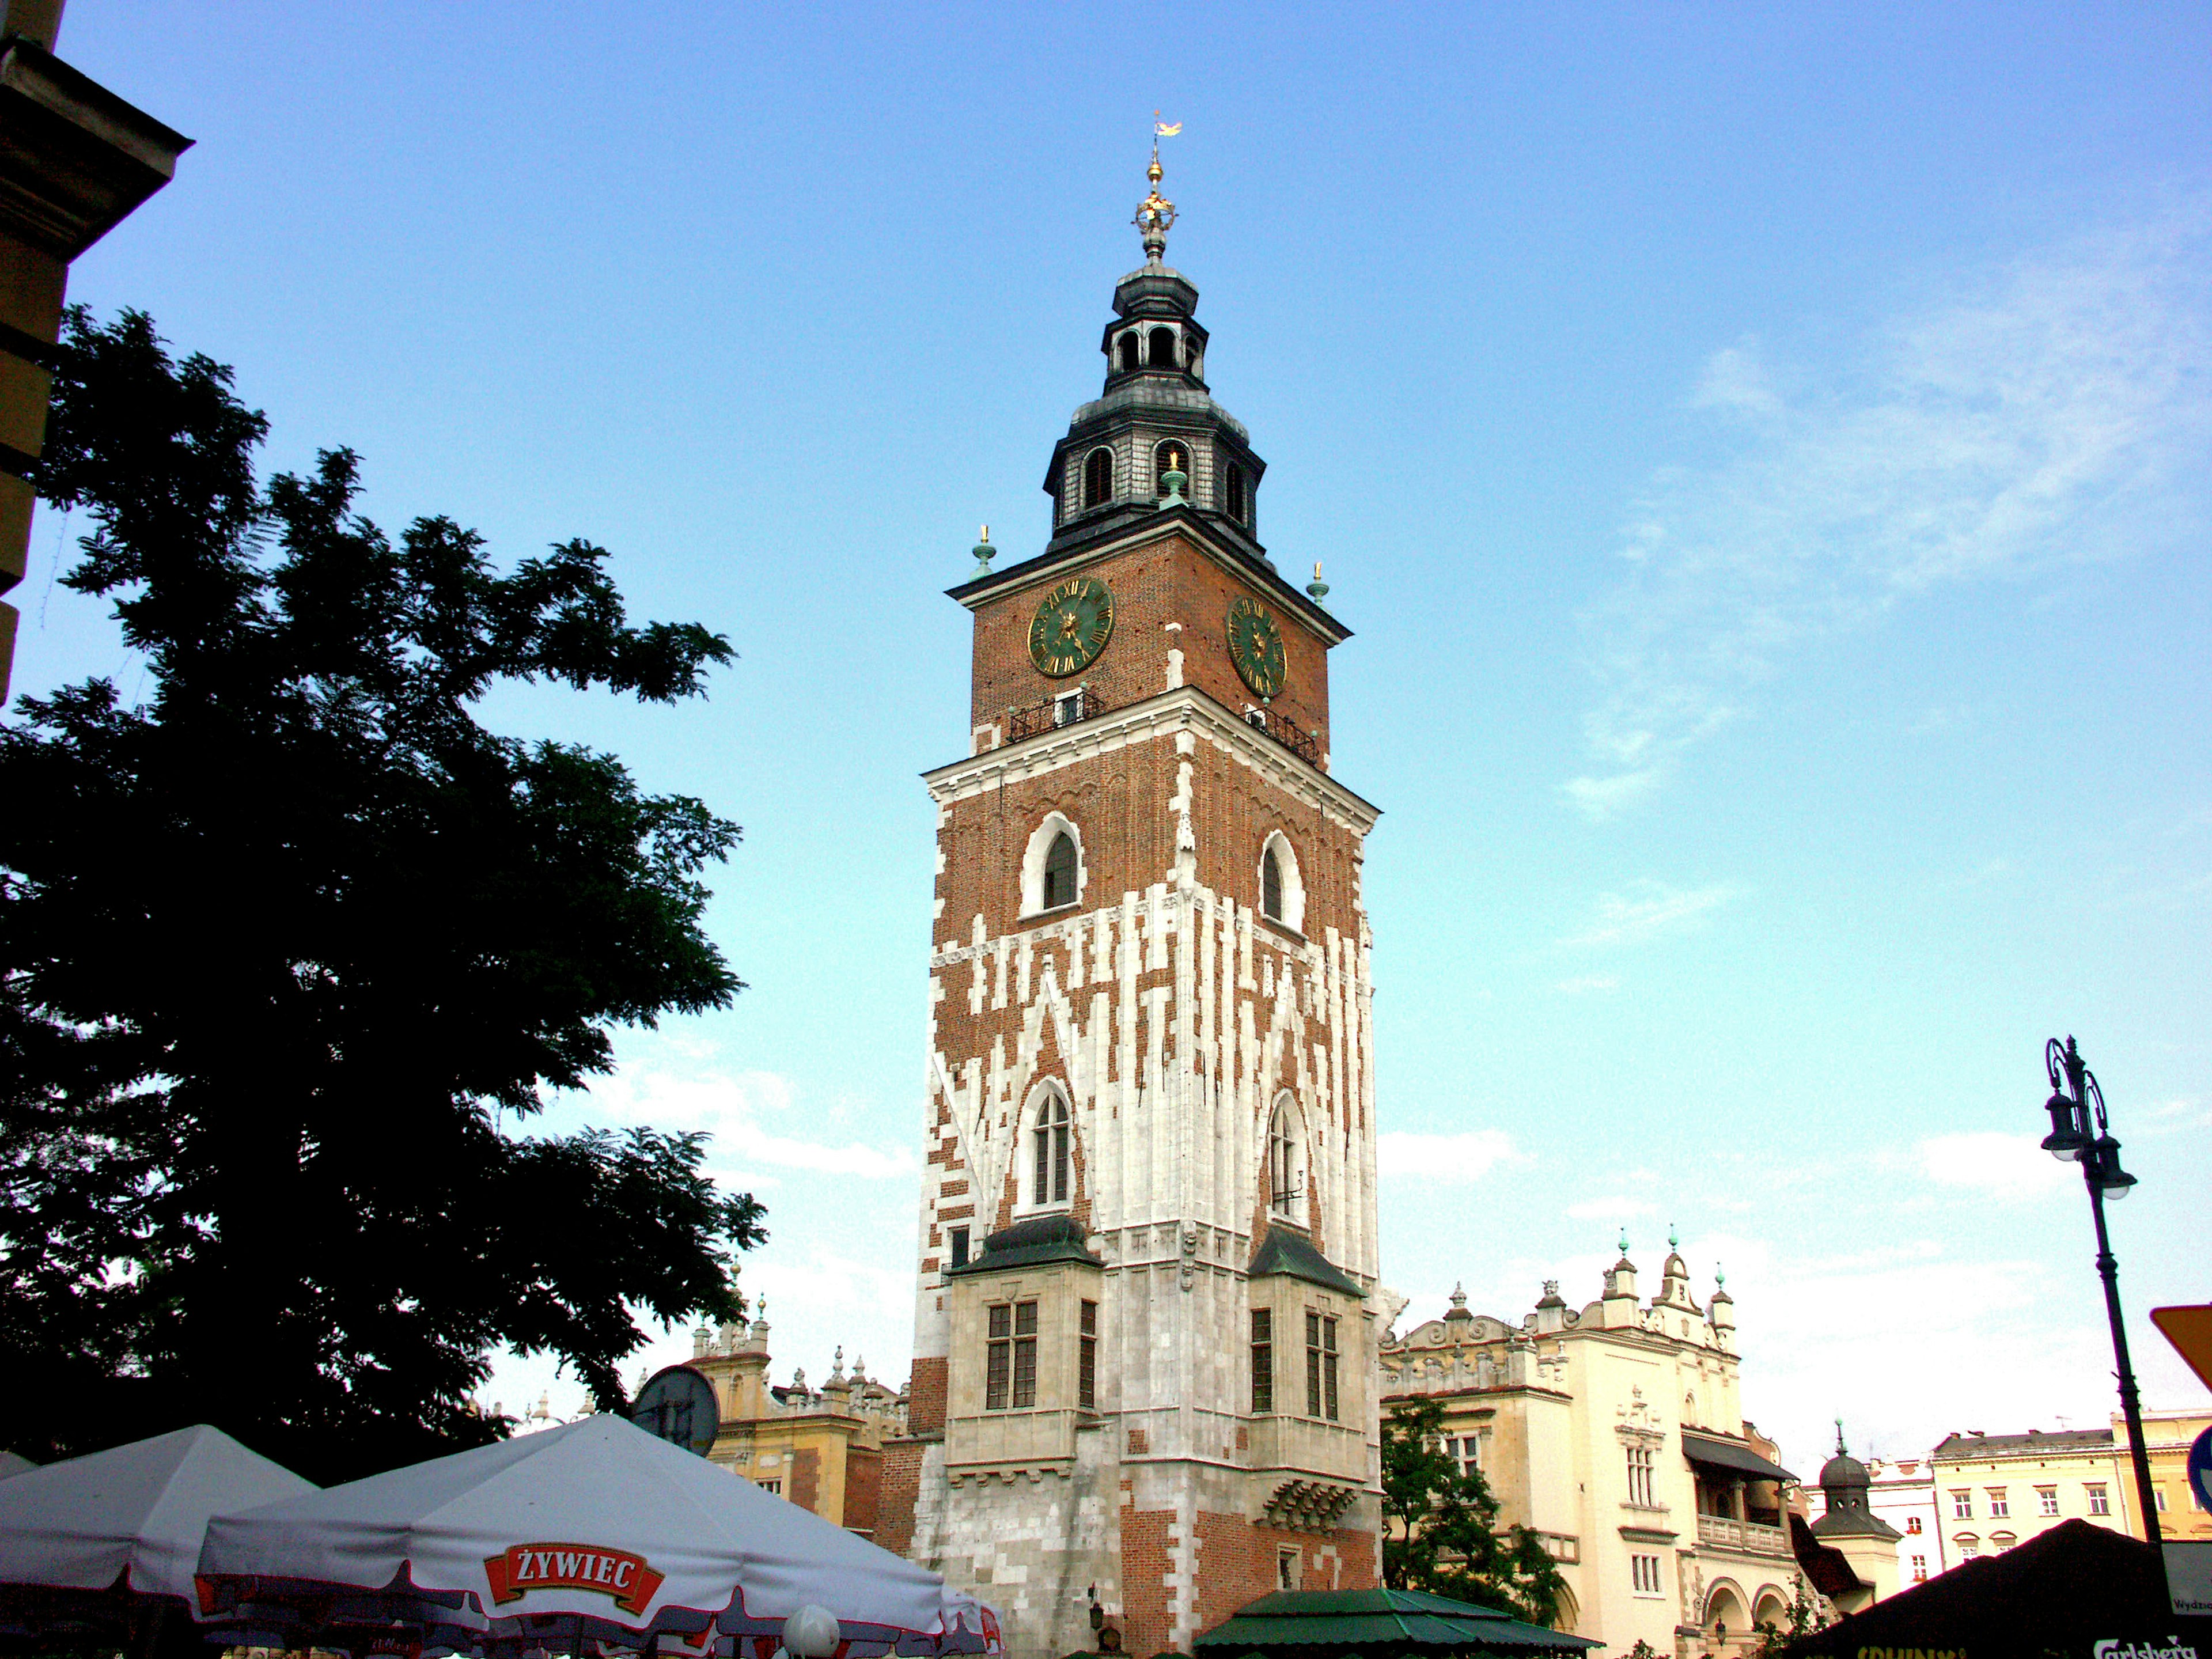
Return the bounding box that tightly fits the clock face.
[1028,577,1116,677]
[1226,596,1287,698]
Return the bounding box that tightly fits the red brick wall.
[907,1356,948,1437]
[789,1446,820,1516]
[1190,1514,1380,1634]
[1119,1499,1177,1658]
[874,1438,926,1559]
[967,529,1334,757]
[932,738,1365,959]
[842,1444,882,1537]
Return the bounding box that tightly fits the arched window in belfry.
[1154,440,1188,497]
[1082,446,1113,509]
[1262,845,1284,922]
[1147,325,1177,368]
[1042,831,1078,910]
[1034,1091,1071,1206]
[1224,461,1248,524]
[1118,331,1141,372]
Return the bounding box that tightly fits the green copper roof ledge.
[1247,1226,1363,1297]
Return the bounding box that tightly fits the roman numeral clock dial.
[1028,577,1116,677]
[1227,594,1287,699]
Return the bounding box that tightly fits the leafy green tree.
[0,309,764,1482]
[1380,1396,1569,1625]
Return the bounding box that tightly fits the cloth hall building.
[873,155,1385,1657]
[1380,1245,1820,1657]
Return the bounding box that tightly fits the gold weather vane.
[1135,112,1180,262]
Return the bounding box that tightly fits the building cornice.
[923,683,1381,835]
[946,506,1350,648]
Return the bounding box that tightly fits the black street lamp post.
[2040,1036,2166,1592]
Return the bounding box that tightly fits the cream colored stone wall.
[1381,1260,1805,1657]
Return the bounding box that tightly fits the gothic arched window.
[1082,446,1112,509]
[1147,326,1177,368]
[1118,332,1141,372]
[1154,441,1188,497]
[1257,832,1304,931]
[1267,1094,1303,1222]
[1043,831,1078,910]
[1034,1092,1071,1206]
[1224,461,1248,524]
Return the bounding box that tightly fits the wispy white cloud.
[1559,880,1744,948]
[1377,1129,1524,1181]
[1567,209,2212,818]
[578,1065,916,1181]
[1555,974,1620,995]
[1918,1130,2070,1201]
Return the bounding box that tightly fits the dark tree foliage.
[0,309,764,1482]
[1380,1396,1570,1627]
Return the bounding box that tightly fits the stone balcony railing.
[1697,1513,1791,1556]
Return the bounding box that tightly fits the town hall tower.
[877,156,1384,1656]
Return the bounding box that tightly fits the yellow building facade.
[2115,1407,2212,1544]
[1379,1247,1812,1659]
[677,1312,908,1541]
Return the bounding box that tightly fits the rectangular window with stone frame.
[2087,1483,2109,1516]
[1626,1445,1656,1507]
[986,1300,1039,1411]
[1305,1312,1339,1421]
[1078,1299,1097,1410]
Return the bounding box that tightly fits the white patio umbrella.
[0,1423,316,1646]
[197,1413,998,1656]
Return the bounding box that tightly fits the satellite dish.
[631,1365,719,1457]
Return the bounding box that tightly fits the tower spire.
[1135,118,1178,264]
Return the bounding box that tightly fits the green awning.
[1194,1588,1595,1657]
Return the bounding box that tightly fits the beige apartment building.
[1380,1246,1814,1657]
[1927,1427,2124,1567]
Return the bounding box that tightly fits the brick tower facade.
[876,155,1384,1656]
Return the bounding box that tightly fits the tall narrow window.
[1225,461,1248,523]
[1627,1445,1656,1506]
[948,1226,969,1270]
[1033,1093,1070,1205]
[1118,332,1139,372]
[1250,1309,1273,1414]
[1267,1097,1301,1219]
[1042,832,1078,908]
[1305,1311,1323,1417]
[1082,446,1113,508]
[1262,846,1284,921]
[1147,325,1177,367]
[986,1304,1012,1410]
[1012,1300,1038,1407]
[1322,1315,1339,1421]
[1079,1300,1098,1410]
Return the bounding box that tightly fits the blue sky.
[16,3,2211,1465]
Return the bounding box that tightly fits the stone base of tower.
[884,1428,1378,1658]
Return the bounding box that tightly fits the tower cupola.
[1041,146,1267,561]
